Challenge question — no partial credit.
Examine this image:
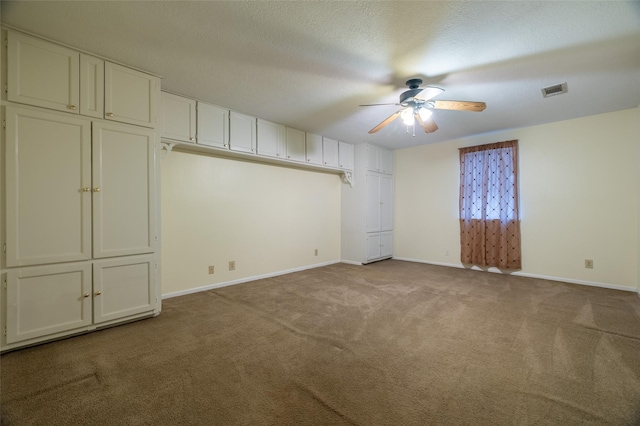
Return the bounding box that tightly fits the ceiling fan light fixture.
[418,107,432,121]
[401,108,414,125]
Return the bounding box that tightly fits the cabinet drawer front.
[6,263,92,344]
[5,107,92,267]
[92,255,157,324]
[7,31,80,114]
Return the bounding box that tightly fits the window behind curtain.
[459,140,521,269]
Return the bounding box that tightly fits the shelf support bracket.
[341,171,354,187]
[160,142,176,158]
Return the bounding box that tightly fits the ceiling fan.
[360,79,486,135]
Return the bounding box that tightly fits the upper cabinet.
[7,31,80,113]
[305,133,323,166]
[6,30,159,128]
[197,102,229,149]
[285,127,306,162]
[339,141,354,171]
[104,62,159,128]
[323,138,339,168]
[161,91,196,143]
[367,145,393,174]
[229,111,256,154]
[257,118,286,159]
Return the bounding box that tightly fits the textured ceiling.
[2,1,640,150]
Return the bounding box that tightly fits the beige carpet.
[1,260,640,425]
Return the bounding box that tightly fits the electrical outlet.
[585,259,593,269]
[208,265,214,274]
[314,249,318,256]
[229,261,235,271]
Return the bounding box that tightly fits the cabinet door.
[285,127,306,162]
[380,231,393,258]
[161,92,196,143]
[380,175,393,231]
[104,62,159,128]
[367,145,380,172]
[93,255,157,324]
[339,141,354,170]
[5,107,92,267]
[229,111,256,154]
[80,54,105,119]
[323,138,339,168]
[365,173,381,233]
[366,233,381,262]
[305,133,323,165]
[7,31,79,113]
[379,148,393,174]
[256,118,285,158]
[5,262,92,344]
[92,122,156,258]
[197,102,229,149]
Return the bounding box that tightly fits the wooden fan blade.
[432,100,486,112]
[416,114,438,133]
[413,86,444,102]
[359,102,400,107]
[368,110,402,134]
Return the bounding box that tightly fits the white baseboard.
[392,257,638,293]
[162,259,341,299]
[340,259,363,266]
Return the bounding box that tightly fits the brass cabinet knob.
[106,112,114,117]
[82,187,91,192]
[95,291,102,296]
[68,105,77,110]
[189,137,195,141]
[83,293,90,298]
[93,188,101,192]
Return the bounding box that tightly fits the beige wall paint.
[395,108,640,290]
[160,151,341,296]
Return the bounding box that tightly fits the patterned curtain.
[459,140,521,269]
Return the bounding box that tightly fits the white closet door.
[365,173,381,232]
[6,262,92,344]
[229,111,256,153]
[285,127,306,162]
[80,54,105,118]
[7,31,79,113]
[92,122,156,258]
[93,255,156,324]
[305,133,323,165]
[380,175,394,231]
[5,107,92,267]
[197,102,229,148]
[104,62,159,128]
[161,92,196,143]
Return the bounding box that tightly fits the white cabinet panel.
[380,232,393,259]
[7,31,79,114]
[80,54,104,119]
[5,107,92,267]
[92,122,156,258]
[105,62,159,128]
[93,255,156,324]
[380,175,393,231]
[323,138,339,168]
[306,133,323,165]
[339,141,354,170]
[366,233,381,262]
[197,102,229,149]
[379,149,393,174]
[257,118,286,158]
[229,111,256,154]
[161,92,196,143]
[366,172,381,233]
[6,263,92,344]
[285,127,306,162]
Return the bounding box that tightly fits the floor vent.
[541,82,568,98]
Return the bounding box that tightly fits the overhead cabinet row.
[161,91,354,170]
[6,30,160,128]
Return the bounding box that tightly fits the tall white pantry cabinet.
[0,29,161,351]
[341,144,394,264]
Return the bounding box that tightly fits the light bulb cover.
[401,108,414,125]
[418,107,432,121]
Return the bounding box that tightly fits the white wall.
[394,108,640,290]
[160,151,341,296]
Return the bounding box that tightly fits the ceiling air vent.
[541,82,568,98]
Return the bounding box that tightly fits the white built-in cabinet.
[161,92,196,143]
[159,91,354,172]
[342,144,394,264]
[2,30,160,351]
[7,30,160,128]
[305,133,323,165]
